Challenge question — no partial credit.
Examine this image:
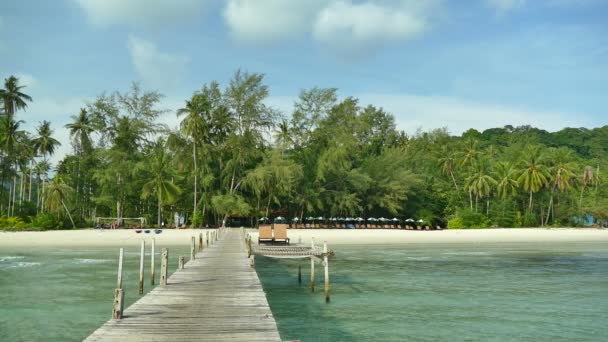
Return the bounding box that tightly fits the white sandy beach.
[1,227,607,247]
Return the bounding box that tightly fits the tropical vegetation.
[1,72,606,230]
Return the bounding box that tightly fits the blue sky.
[1,0,607,164]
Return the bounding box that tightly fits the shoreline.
[1,227,607,247]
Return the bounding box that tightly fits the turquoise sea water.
[256,243,608,342]
[0,241,606,341]
[0,244,189,342]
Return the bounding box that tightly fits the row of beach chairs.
[268,224,443,230]
[258,225,290,245]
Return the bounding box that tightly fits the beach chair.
[273,224,290,245]
[258,226,273,244]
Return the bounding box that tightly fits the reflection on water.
[256,243,608,342]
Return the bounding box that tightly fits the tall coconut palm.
[544,148,576,225]
[65,108,94,155]
[579,165,599,212]
[438,145,459,191]
[32,120,61,162]
[458,138,479,208]
[177,95,209,226]
[493,161,518,200]
[139,139,182,227]
[517,146,549,211]
[44,175,76,228]
[34,160,51,212]
[273,119,293,148]
[0,117,27,215]
[0,75,33,119]
[464,158,496,213]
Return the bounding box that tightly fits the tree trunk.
[579,186,585,213]
[193,142,198,228]
[469,191,473,209]
[528,189,533,210]
[486,198,490,216]
[450,171,459,191]
[28,160,33,202]
[62,200,76,229]
[157,196,162,228]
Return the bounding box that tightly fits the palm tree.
[139,139,182,227]
[493,161,518,200]
[0,117,28,216]
[32,120,61,162]
[44,175,76,228]
[464,158,496,213]
[517,146,549,211]
[273,119,293,148]
[438,145,459,191]
[65,108,94,155]
[544,148,576,225]
[458,138,479,208]
[579,165,599,212]
[177,95,209,227]
[0,75,33,119]
[34,160,50,211]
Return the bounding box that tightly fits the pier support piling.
[199,233,203,252]
[116,248,123,289]
[298,264,302,285]
[139,240,145,295]
[190,236,196,261]
[249,255,255,268]
[150,238,155,286]
[324,241,330,303]
[310,239,315,292]
[111,288,124,320]
[160,248,168,287]
[178,256,185,269]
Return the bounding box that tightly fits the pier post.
[249,255,255,268]
[206,231,209,246]
[324,241,330,303]
[139,240,145,295]
[310,239,315,292]
[190,236,196,261]
[298,264,302,285]
[178,256,185,269]
[199,233,203,252]
[150,238,155,286]
[161,248,168,287]
[111,288,124,320]
[247,236,252,258]
[116,248,124,289]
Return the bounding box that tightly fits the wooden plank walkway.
[84,229,282,342]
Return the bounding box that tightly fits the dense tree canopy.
[1,72,606,229]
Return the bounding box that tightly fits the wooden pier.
[85,229,282,342]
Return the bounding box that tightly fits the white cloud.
[313,1,428,51]
[127,36,190,90]
[73,0,207,27]
[223,0,436,51]
[224,0,327,42]
[14,73,38,90]
[485,0,526,12]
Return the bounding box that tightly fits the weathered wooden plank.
[84,230,282,342]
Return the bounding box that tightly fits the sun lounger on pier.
[258,226,273,244]
[273,224,290,245]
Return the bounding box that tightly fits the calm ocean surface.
[0,241,606,341]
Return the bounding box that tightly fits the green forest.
[1,72,607,230]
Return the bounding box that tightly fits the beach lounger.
[258,226,273,244]
[273,224,290,245]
